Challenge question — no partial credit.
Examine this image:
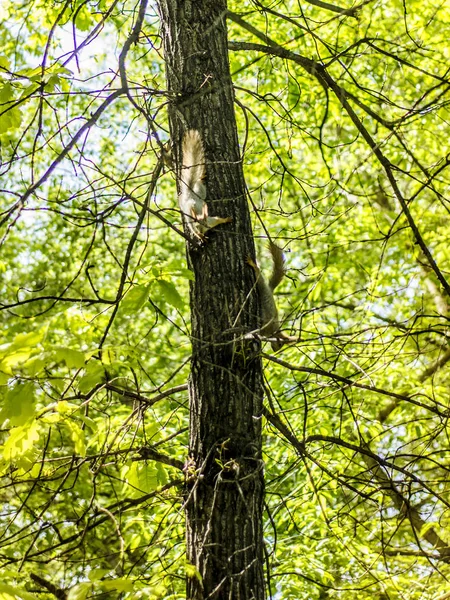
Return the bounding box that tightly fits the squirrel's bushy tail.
[182,130,205,189]
[268,242,286,291]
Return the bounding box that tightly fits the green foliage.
[0,583,36,600]
[0,0,450,598]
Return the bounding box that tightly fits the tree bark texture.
[156,1,265,599]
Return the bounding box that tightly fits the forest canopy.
[1,0,450,598]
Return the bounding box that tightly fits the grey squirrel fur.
[247,243,292,351]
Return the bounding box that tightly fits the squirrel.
[179,130,232,241]
[247,242,294,351]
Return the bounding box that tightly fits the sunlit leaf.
[3,421,40,460]
[120,284,151,313]
[101,579,134,592]
[67,583,92,600]
[54,348,85,369]
[0,382,35,426]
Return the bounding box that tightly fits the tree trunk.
[156,1,266,599]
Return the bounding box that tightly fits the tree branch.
[135,445,184,471]
[30,573,67,599]
[0,89,124,232]
[262,353,449,418]
[227,18,450,298]
[264,408,450,560]
[106,382,188,406]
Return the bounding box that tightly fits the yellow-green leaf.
[78,362,105,394]
[121,284,150,313]
[88,568,110,582]
[64,421,86,457]
[0,83,13,103]
[55,348,85,369]
[101,579,134,592]
[3,421,40,460]
[67,582,92,600]
[0,582,37,599]
[185,562,203,583]
[125,462,158,495]
[0,382,35,426]
[0,56,10,71]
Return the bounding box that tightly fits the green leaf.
[156,462,168,485]
[18,67,41,78]
[3,421,40,461]
[0,83,13,103]
[420,521,438,536]
[56,400,79,414]
[54,348,85,369]
[100,348,115,365]
[310,280,322,302]
[88,568,110,582]
[45,74,60,91]
[24,355,46,376]
[0,105,22,133]
[120,284,150,313]
[0,329,45,374]
[67,583,92,600]
[54,66,73,76]
[77,414,96,431]
[78,362,105,394]
[175,267,195,281]
[0,330,45,360]
[0,56,10,72]
[19,83,40,99]
[156,279,184,309]
[64,421,86,457]
[127,533,142,551]
[74,7,94,31]
[125,462,158,495]
[101,579,134,592]
[0,382,35,426]
[0,350,32,374]
[41,412,61,425]
[0,582,37,599]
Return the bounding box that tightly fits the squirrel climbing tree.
[179,130,232,240]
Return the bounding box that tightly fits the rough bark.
[156,1,266,599]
